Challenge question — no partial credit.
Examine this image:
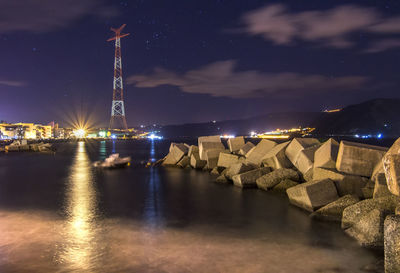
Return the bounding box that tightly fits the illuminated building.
[35,125,52,139]
[14,123,37,139]
[0,124,21,139]
[0,123,52,139]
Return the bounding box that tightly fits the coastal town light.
[147,133,163,140]
[73,128,86,138]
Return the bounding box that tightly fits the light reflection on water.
[99,140,107,161]
[144,140,162,227]
[56,141,101,271]
[0,141,384,272]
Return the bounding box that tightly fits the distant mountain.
[158,98,400,138]
[160,112,320,138]
[312,98,400,137]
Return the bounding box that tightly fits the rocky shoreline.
[160,136,400,273]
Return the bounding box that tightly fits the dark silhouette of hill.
[159,98,400,138]
[312,98,400,137]
[160,112,320,138]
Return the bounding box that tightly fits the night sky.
[1,0,400,127]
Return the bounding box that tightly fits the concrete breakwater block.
[190,153,207,169]
[373,173,392,198]
[205,149,229,170]
[225,162,255,180]
[384,215,400,273]
[215,174,229,183]
[239,142,255,156]
[246,139,277,166]
[177,156,190,168]
[345,208,389,248]
[217,153,240,168]
[188,145,199,157]
[232,167,271,188]
[314,138,339,169]
[372,138,400,179]
[313,167,368,198]
[286,179,339,212]
[295,145,320,175]
[336,141,388,177]
[162,143,188,165]
[256,168,300,191]
[227,136,245,153]
[310,194,360,222]
[261,141,292,170]
[341,195,400,230]
[199,142,225,161]
[285,138,320,166]
[198,135,221,145]
[383,154,400,197]
[198,135,221,160]
[272,179,298,193]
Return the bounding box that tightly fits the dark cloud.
[240,4,400,51]
[127,60,369,99]
[0,0,117,33]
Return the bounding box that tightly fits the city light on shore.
[73,128,87,138]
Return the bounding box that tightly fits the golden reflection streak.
[60,141,98,271]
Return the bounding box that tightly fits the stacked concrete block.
[198,135,220,157]
[256,168,300,191]
[285,138,320,166]
[313,167,368,198]
[314,138,339,169]
[239,142,255,156]
[345,208,389,247]
[384,215,400,273]
[177,156,190,168]
[336,141,388,177]
[227,136,245,153]
[217,153,240,168]
[168,142,178,152]
[198,135,221,145]
[261,141,292,170]
[373,173,392,198]
[361,180,375,199]
[286,179,339,212]
[162,143,188,165]
[383,138,400,196]
[205,149,228,170]
[190,152,206,169]
[232,167,271,188]
[310,194,360,222]
[295,145,320,175]
[342,195,400,229]
[225,162,255,180]
[188,145,199,157]
[210,167,220,175]
[245,139,277,166]
[199,142,225,161]
[215,175,229,183]
[272,179,299,193]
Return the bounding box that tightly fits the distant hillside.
[158,98,400,138]
[312,98,400,137]
[160,112,320,138]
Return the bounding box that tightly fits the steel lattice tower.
[107,24,129,130]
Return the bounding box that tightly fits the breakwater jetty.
[160,136,400,273]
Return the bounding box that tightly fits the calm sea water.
[0,140,383,273]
